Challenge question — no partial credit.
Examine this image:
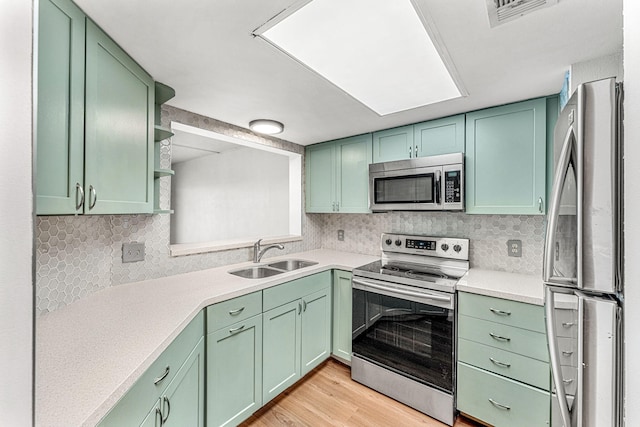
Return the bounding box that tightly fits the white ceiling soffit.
[486,0,559,27]
[255,0,466,116]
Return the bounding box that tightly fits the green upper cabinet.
[414,114,465,156]
[36,1,155,215]
[372,125,414,162]
[84,20,154,214]
[372,115,465,163]
[305,134,372,213]
[36,0,85,214]
[465,98,547,215]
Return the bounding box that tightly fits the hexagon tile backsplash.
[35,104,548,315]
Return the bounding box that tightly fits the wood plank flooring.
[241,359,483,427]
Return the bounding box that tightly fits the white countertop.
[36,249,377,427]
[456,268,545,306]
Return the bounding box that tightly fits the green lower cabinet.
[262,300,302,404]
[332,270,352,363]
[300,288,332,375]
[262,281,332,403]
[457,362,550,427]
[140,400,162,427]
[162,338,206,427]
[207,315,262,427]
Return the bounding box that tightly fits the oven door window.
[352,288,453,393]
[374,173,434,204]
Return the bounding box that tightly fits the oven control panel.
[381,233,469,260]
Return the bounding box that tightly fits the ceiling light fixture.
[256,0,466,116]
[249,119,284,135]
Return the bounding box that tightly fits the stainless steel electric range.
[351,233,469,426]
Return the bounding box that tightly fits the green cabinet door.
[414,114,465,156]
[207,315,262,427]
[85,20,154,214]
[36,0,86,214]
[335,134,373,213]
[139,400,162,427]
[305,135,372,213]
[305,143,335,213]
[372,125,414,162]
[332,270,352,363]
[301,287,332,375]
[162,338,205,427]
[465,98,547,214]
[262,300,301,404]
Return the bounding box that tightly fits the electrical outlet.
[122,242,145,263]
[507,239,522,257]
[337,229,344,241]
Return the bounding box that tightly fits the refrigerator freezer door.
[580,292,622,427]
[546,286,622,427]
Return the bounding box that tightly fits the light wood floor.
[241,359,483,427]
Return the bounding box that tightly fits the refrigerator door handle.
[545,287,572,427]
[543,124,578,285]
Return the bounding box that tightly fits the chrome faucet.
[253,239,284,263]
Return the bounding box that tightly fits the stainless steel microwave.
[369,153,464,211]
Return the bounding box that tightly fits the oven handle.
[352,278,451,302]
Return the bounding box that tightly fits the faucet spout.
[253,239,285,263]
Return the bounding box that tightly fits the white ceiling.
[75,0,622,146]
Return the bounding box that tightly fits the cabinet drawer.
[99,311,204,426]
[458,338,549,390]
[458,314,549,362]
[458,292,545,333]
[457,362,550,427]
[263,271,331,311]
[207,291,262,332]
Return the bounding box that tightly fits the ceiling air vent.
[487,0,558,27]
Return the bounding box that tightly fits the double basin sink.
[228,259,318,279]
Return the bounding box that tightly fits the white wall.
[570,51,623,93]
[0,0,33,425]
[624,1,640,425]
[171,146,291,244]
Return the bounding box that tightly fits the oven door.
[369,166,442,211]
[351,276,455,393]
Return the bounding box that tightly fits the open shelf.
[155,82,176,105]
[155,169,175,178]
[154,125,174,142]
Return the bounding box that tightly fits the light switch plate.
[507,239,522,257]
[122,242,145,263]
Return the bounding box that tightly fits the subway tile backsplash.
[35,106,546,315]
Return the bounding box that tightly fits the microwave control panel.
[444,170,461,203]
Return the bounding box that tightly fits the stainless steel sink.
[228,266,284,279]
[266,259,318,271]
[228,259,318,279]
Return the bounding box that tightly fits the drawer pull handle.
[490,308,511,316]
[229,324,245,334]
[229,307,245,316]
[562,322,576,328]
[488,398,511,411]
[489,333,511,342]
[562,350,574,356]
[154,366,170,385]
[489,357,511,368]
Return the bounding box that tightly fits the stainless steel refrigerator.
[543,77,623,427]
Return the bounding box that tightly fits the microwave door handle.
[435,170,442,205]
[543,125,577,283]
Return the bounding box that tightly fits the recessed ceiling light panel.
[258,0,464,116]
